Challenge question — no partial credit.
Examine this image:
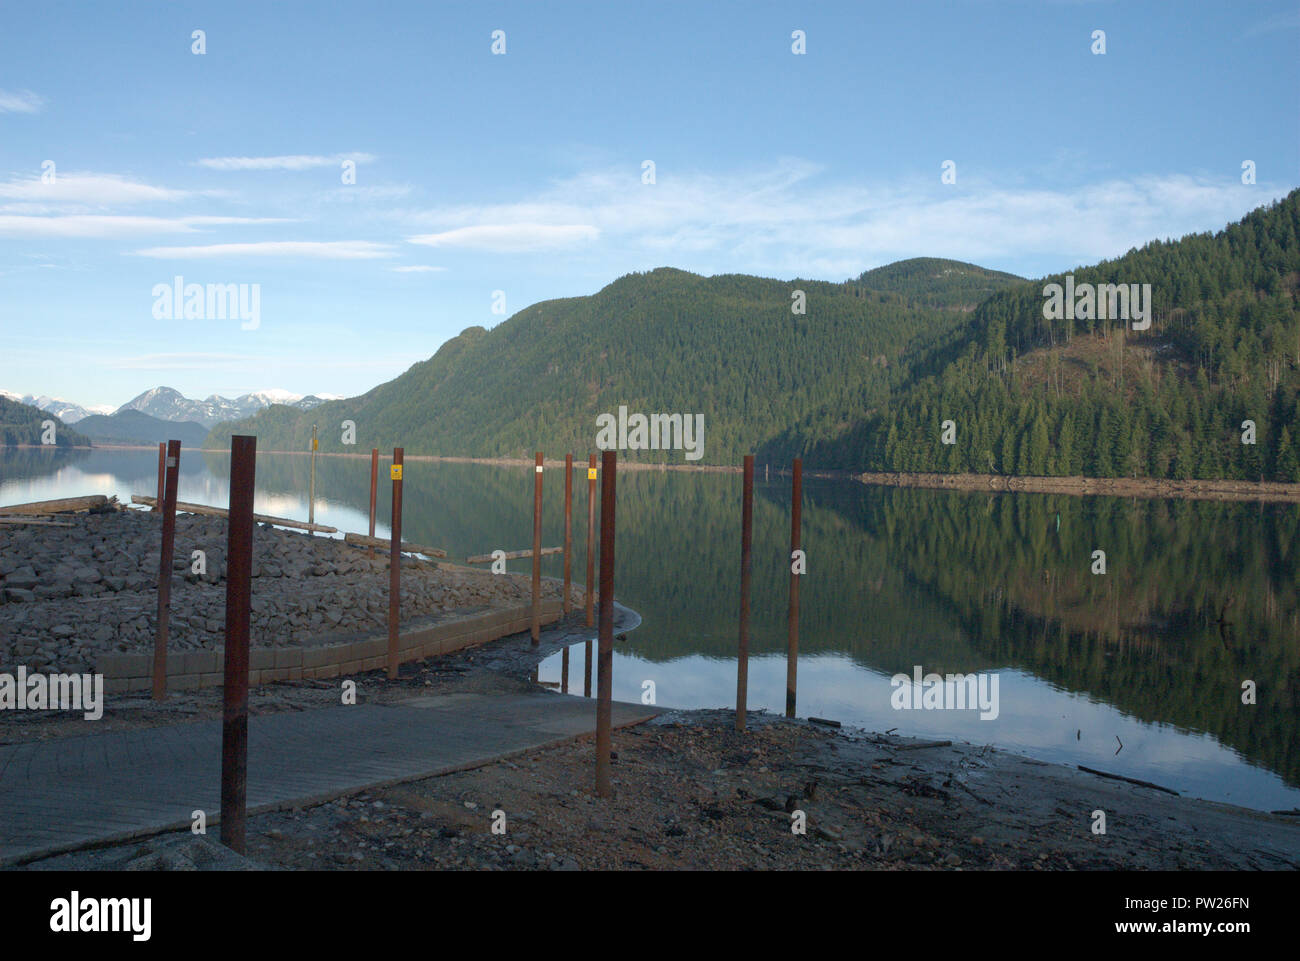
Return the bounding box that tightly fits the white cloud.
[0,172,191,206]
[0,89,43,113]
[130,240,396,259]
[408,223,599,251]
[196,153,377,171]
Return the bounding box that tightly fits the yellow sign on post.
[390,465,403,480]
[312,437,318,451]
[587,467,597,480]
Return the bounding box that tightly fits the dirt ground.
[17,695,1300,871]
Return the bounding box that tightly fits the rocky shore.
[0,505,569,675]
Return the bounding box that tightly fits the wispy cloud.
[0,214,286,238]
[408,223,599,252]
[196,153,377,171]
[397,161,1290,278]
[1240,9,1300,39]
[0,89,43,114]
[109,352,254,370]
[130,240,395,259]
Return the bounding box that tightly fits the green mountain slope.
[208,266,1020,462]
[0,397,91,448]
[792,190,1300,480]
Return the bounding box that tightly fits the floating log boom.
[131,495,338,533]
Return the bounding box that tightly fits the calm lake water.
[3,445,1298,811]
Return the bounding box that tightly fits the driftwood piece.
[343,532,447,558]
[0,495,107,515]
[893,739,953,751]
[465,547,562,563]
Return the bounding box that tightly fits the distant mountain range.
[0,391,114,425]
[0,386,343,430]
[115,386,343,428]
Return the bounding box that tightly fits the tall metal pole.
[595,450,617,797]
[563,453,573,614]
[151,439,181,701]
[531,451,543,645]
[387,447,404,679]
[308,423,318,528]
[786,458,803,718]
[220,434,256,854]
[737,454,754,731]
[154,442,165,511]
[586,454,596,628]
[367,447,378,560]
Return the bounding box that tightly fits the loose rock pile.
[0,507,559,675]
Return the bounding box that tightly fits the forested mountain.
[851,258,1023,309]
[208,263,1019,462]
[785,191,1300,481]
[76,409,209,448]
[208,193,1300,481]
[0,396,91,448]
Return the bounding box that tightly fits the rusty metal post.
[531,451,543,645]
[367,448,378,560]
[585,454,596,627]
[786,458,802,718]
[595,450,616,797]
[221,434,256,854]
[154,442,165,511]
[736,454,753,731]
[563,453,573,614]
[308,423,318,528]
[584,640,592,697]
[561,646,570,695]
[151,439,181,700]
[387,448,404,679]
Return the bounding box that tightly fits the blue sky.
[1,0,1297,408]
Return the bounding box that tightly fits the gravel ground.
[0,504,567,675]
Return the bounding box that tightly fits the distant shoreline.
[7,444,1299,502]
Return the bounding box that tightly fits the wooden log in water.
[0,495,107,515]
[465,547,563,564]
[130,495,338,533]
[1077,765,1180,796]
[343,531,447,558]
